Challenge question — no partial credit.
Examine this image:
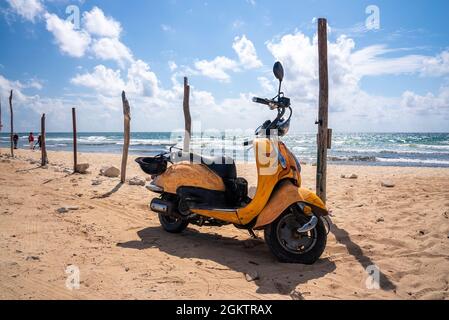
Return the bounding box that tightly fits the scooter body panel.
[253,181,328,230]
[235,138,300,225]
[190,208,241,224]
[154,161,225,194]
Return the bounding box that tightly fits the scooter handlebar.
[252,97,283,110]
[252,97,271,106]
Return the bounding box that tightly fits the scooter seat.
[200,155,237,180]
[173,152,237,180]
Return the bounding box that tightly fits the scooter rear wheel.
[264,205,326,264]
[158,213,189,233]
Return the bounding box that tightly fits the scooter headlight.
[277,118,290,137]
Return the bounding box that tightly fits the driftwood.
[121,91,131,183]
[316,18,329,203]
[183,77,191,153]
[41,113,48,166]
[9,90,13,157]
[72,108,77,172]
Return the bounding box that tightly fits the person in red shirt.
[28,132,34,150]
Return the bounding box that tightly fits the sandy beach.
[0,147,448,300]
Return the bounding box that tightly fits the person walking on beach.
[34,135,42,150]
[13,133,19,149]
[28,132,34,150]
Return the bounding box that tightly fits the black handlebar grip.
[252,97,269,105]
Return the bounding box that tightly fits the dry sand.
[0,148,448,300]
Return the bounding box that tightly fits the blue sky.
[0,0,448,133]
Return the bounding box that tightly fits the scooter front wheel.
[158,213,189,233]
[264,205,327,264]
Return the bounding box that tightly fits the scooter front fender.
[253,180,328,230]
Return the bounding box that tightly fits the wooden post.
[327,128,332,149]
[316,18,329,203]
[121,91,131,184]
[0,98,3,131]
[41,113,48,166]
[9,90,13,157]
[72,107,77,173]
[183,77,191,153]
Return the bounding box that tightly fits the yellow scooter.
[136,62,329,264]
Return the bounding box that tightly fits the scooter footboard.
[253,180,328,230]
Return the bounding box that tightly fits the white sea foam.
[377,157,449,165]
[335,148,449,155]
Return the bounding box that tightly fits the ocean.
[1,132,449,168]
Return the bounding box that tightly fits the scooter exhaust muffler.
[149,198,173,216]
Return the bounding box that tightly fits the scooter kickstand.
[248,229,258,239]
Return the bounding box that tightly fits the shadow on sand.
[118,226,336,296]
[15,166,42,173]
[92,182,124,199]
[330,222,396,291]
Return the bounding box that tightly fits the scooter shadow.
[117,226,336,296]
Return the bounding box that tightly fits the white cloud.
[266,30,449,130]
[232,35,262,69]
[83,6,122,38]
[0,74,27,103]
[71,65,125,96]
[351,45,426,77]
[44,12,91,58]
[82,7,133,66]
[267,31,319,105]
[126,60,159,97]
[26,78,44,90]
[421,50,449,77]
[168,61,178,71]
[6,0,44,22]
[258,76,274,93]
[192,90,216,108]
[71,60,159,97]
[44,7,133,66]
[194,56,239,82]
[194,35,261,81]
[401,86,449,115]
[348,44,449,78]
[0,73,127,132]
[91,37,133,65]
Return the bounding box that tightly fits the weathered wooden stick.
[0,98,3,131]
[121,91,131,184]
[9,90,13,157]
[327,128,332,149]
[316,18,329,203]
[72,107,78,173]
[183,77,191,153]
[41,113,48,166]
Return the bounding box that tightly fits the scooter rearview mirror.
[273,61,284,82]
